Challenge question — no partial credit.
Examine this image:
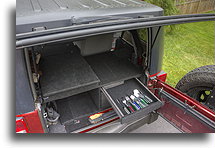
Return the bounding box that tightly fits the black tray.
[101,78,163,123]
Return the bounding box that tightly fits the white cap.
[133,89,140,94]
[130,95,135,100]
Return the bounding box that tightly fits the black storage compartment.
[37,41,161,132]
[55,88,116,132]
[40,47,100,102]
[85,52,142,86]
[101,78,163,123]
[39,43,142,103]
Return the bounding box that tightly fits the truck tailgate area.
[130,116,181,133]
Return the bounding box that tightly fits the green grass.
[162,20,215,87]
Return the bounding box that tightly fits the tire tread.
[176,65,215,92]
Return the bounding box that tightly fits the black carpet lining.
[56,91,99,125]
[85,52,142,85]
[40,47,100,101]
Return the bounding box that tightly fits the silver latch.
[32,26,46,32]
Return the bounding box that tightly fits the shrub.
[145,0,178,16]
[144,0,179,33]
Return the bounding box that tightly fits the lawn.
[162,18,215,87]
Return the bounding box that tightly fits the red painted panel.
[16,110,44,133]
[158,98,214,133]
[151,79,215,133]
[153,79,215,121]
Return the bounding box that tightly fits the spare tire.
[176,65,215,110]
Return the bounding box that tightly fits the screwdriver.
[130,95,146,109]
[144,95,153,103]
[89,110,116,124]
[122,98,135,113]
[135,95,148,108]
[133,91,148,106]
[133,89,153,103]
[130,95,141,110]
[117,98,131,115]
[125,96,138,111]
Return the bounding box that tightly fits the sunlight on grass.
[162,21,215,87]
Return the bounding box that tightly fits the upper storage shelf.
[85,52,142,86]
[40,48,100,102]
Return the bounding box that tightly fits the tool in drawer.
[125,96,139,111]
[133,89,153,104]
[144,95,153,103]
[133,91,149,105]
[132,95,148,108]
[122,99,135,113]
[127,95,141,110]
[109,88,156,116]
[116,98,131,114]
[130,95,145,109]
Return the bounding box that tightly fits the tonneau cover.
[16,0,163,34]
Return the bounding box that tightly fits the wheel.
[176,65,215,111]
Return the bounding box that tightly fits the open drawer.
[101,78,163,123]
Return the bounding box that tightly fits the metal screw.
[43,112,47,118]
